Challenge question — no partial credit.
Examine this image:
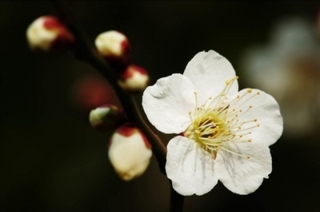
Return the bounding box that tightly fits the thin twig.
[50,0,167,173]
[50,1,184,211]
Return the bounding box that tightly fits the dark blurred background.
[1,1,320,211]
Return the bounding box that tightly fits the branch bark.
[50,1,184,211]
[50,0,167,173]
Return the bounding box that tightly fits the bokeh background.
[1,1,320,211]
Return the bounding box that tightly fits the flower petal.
[215,140,271,195]
[229,88,283,146]
[142,74,195,134]
[166,136,218,196]
[183,50,238,103]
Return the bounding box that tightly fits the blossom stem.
[50,0,167,173]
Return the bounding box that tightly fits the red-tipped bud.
[118,65,150,93]
[108,123,152,181]
[95,30,130,67]
[89,104,126,131]
[26,16,73,52]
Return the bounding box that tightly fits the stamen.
[228,89,260,110]
[220,146,250,159]
[188,111,193,121]
[202,97,213,108]
[235,124,259,132]
[194,91,198,102]
[193,92,198,114]
[231,118,259,128]
[184,77,257,160]
[234,131,252,138]
[208,76,238,109]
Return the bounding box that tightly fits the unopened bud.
[118,65,149,93]
[26,16,73,52]
[108,123,152,181]
[95,30,130,66]
[89,104,126,131]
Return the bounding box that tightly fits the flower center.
[184,76,260,159]
[185,104,229,159]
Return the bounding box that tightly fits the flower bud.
[26,16,73,52]
[89,104,126,131]
[118,65,150,93]
[95,30,130,66]
[108,124,152,181]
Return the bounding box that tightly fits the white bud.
[95,30,130,65]
[108,124,152,181]
[118,65,149,93]
[89,104,126,131]
[26,16,73,52]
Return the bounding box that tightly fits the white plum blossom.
[142,50,283,195]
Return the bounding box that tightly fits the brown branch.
[50,2,185,211]
[50,0,167,173]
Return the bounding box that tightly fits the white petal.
[142,74,195,134]
[229,89,283,146]
[183,50,238,103]
[215,140,271,195]
[166,136,218,196]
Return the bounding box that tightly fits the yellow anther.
[211,153,216,160]
[184,75,259,161]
